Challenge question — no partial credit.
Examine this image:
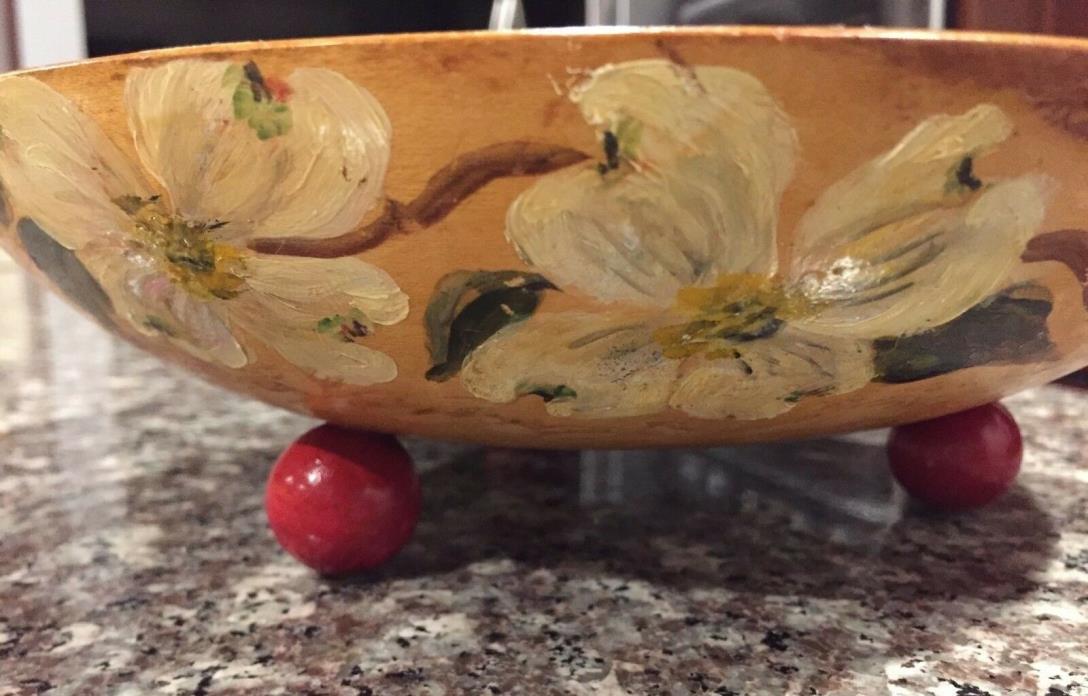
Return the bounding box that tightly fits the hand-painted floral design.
[433,59,1050,419]
[0,60,408,384]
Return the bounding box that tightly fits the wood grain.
[1,27,1088,447]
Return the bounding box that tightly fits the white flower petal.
[232,293,399,385]
[460,312,678,418]
[243,254,408,326]
[0,76,149,249]
[669,327,873,420]
[506,59,796,306]
[789,104,1049,337]
[125,60,390,239]
[119,262,248,368]
[260,330,399,386]
[227,255,404,386]
[250,68,391,239]
[125,60,270,228]
[795,176,1048,338]
[790,104,1015,270]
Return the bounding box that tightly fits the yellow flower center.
[653,273,818,360]
[116,195,246,300]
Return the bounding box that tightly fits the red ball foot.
[888,402,1022,512]
[265,424,421,575]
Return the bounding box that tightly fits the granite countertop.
[3,269,1088,696]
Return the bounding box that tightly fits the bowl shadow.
[363,443,1057,607]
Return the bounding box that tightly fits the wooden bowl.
[3,27,1088,448]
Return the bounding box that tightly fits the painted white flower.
[0,60,407,385]
[459,59,1048,419]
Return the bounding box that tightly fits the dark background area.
[82,0,1088,59]
[84,0,584,56]
[82,0,905,58]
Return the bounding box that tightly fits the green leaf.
[144,315,176,337]
[614,117,643,160]
[783,386,833,404]
[873,283,1053,383]
[250,102,292,140]
[114,195,142,214]
[314,309,370,341]
[17,218,114,328]
[315,315,341,333]
[222,63,244,87]
[112,194,152,215]
[231,68,292,140]
[425,270,555,365]
[232,81,256,119]
[424,270,556,382]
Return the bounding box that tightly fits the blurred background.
[1,0,1086,74]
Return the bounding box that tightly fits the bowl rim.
[6,24,1088,80]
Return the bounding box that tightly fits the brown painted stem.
[1022,228,1088,309]
[249,198,411,258]
[248,141,589,258]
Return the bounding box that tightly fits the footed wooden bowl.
[3,27,1088,448]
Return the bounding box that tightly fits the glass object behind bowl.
[562,0,934,547]
[584,0,944,28]
[579,431,907,548]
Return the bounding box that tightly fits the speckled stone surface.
[3,276,1088,696]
